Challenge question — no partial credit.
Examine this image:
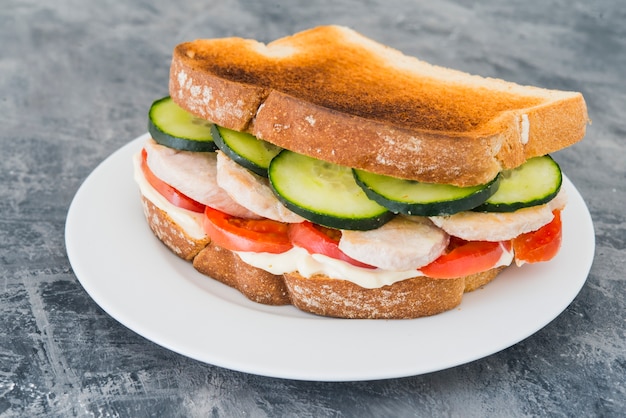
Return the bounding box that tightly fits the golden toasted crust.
[141,197,210,260]
[169,25,588,186]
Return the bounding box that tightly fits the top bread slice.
[169,25,588,187]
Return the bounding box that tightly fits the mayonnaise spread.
[236,242,514,289]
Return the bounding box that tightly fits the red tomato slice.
[512,210,562,263]
[420,239,505,279]
[288,222,375,269]
[203,206,293,254]
[140,148,206,213]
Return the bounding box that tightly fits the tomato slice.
[203,206,293,254]
[512,210,562,263]
[140,148,206,213]
[288,222,375,269]
[420,239,506,279]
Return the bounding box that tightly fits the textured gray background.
[1,0,625,416]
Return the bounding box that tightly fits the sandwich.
[133,25,588,319]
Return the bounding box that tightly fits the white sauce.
[236,247,423,289]
[236,242,514,289]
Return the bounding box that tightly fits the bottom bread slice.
[141,194,508,319]
[283,268,504,319]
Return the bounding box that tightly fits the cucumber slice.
[268,151,393,230]
[148,96,217,152]
[354,169,500,216]
[211,125,282,177]
[475,155,562,212]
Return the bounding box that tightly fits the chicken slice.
[429,189,568,242]
[338,216,449,271]
[215,151,305,223]
[144,139,259,218]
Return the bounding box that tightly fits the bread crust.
[192,242,292,306]
[252,91,505,186]
[141,192,509,318]
[141,196,210,261]
[169,25,588,186]
[284,272,465,319]
[283,267,504,319]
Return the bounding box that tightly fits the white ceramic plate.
[65,133,595,382]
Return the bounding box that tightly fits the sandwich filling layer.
[132,144,573,288]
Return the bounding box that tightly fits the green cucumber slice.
[268,151,393,230]
[354,169,500,216]
[211,125,282,177]
[475,155,562,212]
[148,96,217,152]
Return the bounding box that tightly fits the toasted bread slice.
[169,25,588,186]
[140,190,509,318]
[283,267,504,319]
